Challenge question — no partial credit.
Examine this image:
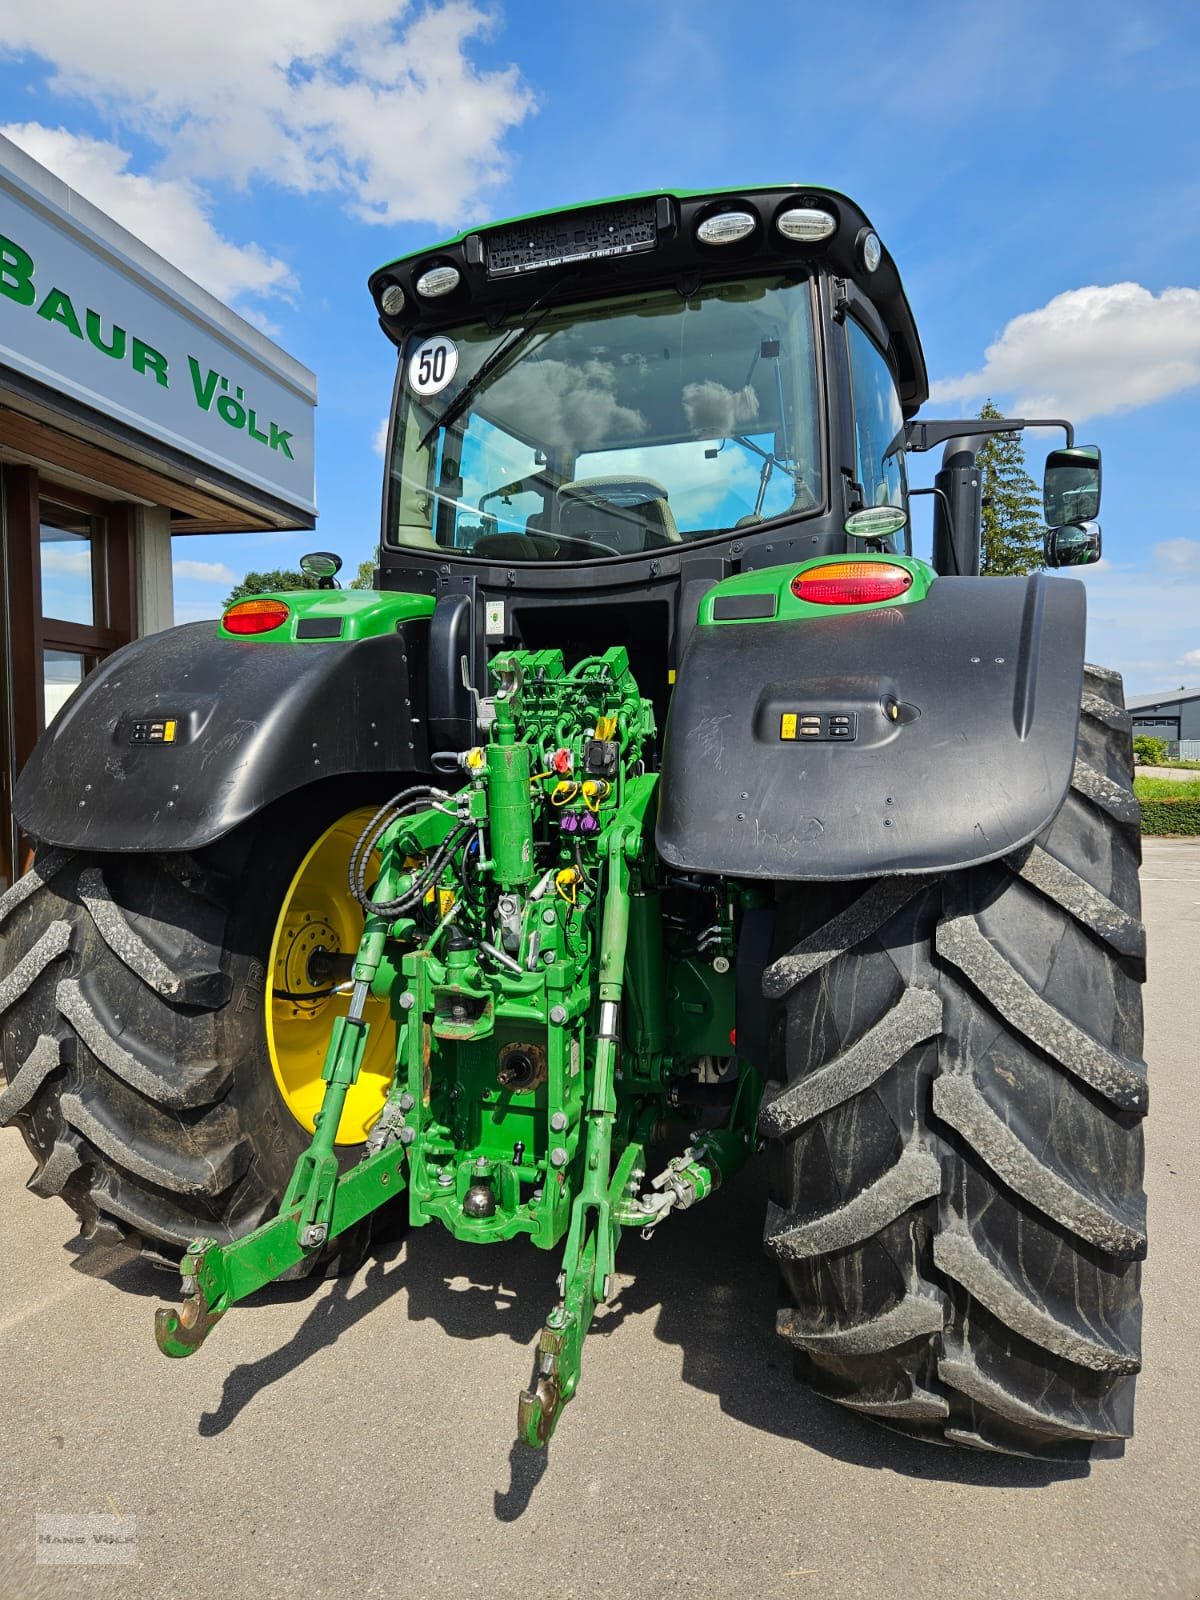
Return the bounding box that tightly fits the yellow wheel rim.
[266,807,395,1145]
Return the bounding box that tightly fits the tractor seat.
[554,476,680,553]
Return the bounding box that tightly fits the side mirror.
[1044,445,1101,527]
[299,550,343,590]
[1044,520,1102,568]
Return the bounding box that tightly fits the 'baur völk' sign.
[1,232,296,462]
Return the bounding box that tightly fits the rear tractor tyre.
[0,803,399,1270]
[761,665,1147,1458]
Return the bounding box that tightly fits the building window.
[43,647,93,728]
[38,499,120,727]
[0,466,136,887]
[40,505,102,627]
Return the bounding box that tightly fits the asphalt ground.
[1,838,1197,1600]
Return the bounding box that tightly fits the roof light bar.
[696,210,756,245]
[776,207,836,242]
[415,265,461,298]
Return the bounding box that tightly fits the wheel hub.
[277,917,340,1009]
[265,808,397,1144]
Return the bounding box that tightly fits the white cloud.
[1080,555,1114,573]
[495,359,648,455]
[173,558,237,583]
[682,382,759,436]
[237,306,284,338]
[929,283,1200,421]
[1055,559,1200,693]
[572,440,765,527]
[2,124,294,306]
[173,598,225,624]
[2,1,533,228]
[1154,538,1200,574]
[1181,648,1200,666]
[40,545,91,574]
[373,418,391,457]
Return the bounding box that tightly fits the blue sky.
[2,0,1199,691]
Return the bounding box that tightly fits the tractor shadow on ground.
[606,1167,1092,1489]
[67,1174,1093,1494]
[401,1225,560,1344]
[493,1440,550,1521]
[192,1240,410,1437]
[395,1165,1092,1500]
[65,1224,414,1437]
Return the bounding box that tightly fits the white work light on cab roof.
[696,210,756,245]
[416,265,461,298]
[776,207,837,242]
[859,230,882,272]
[380,283,406,316]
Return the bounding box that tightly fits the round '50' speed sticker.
[408,335,459,397]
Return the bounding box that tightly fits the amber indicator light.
[223,598,292,635]
[791,562,913,606]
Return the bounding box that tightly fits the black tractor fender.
[14,620,430,853]
[655,572,1088,880]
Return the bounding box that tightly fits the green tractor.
[0,187,1145,1459]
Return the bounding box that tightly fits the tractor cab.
[383,272,830,561]
[368,188,922,700]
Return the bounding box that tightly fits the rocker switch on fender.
[778,712,857,741]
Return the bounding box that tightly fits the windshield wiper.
[417,276,575,454]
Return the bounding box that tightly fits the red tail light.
[223,598,291,635]
[791,562,913,606]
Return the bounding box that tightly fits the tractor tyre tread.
[763,664,1146,1458]
[0,818,379,1272]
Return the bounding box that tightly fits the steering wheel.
[470,530,623,561]
[547,532,623,558]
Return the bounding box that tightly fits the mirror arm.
[906,416,1075,453]
[909,485,959,576]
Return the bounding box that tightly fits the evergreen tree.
[222,568,319,607]
[976,399,1045,576]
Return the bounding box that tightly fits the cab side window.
[847,318,906,537]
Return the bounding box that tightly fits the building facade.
[1128,688,1200,749]
[0,134,316,889]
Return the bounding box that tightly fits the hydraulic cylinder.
[487,742,535,886]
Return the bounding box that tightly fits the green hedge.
[1139,797,1200,836]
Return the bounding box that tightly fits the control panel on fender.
[129,719,178,745]
[778,712,858,742]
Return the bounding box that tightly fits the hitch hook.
[154,1239,226,1358]
[517,1322,568,1448]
